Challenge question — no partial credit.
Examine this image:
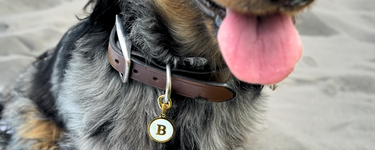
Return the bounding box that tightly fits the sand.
[0,0,374,149]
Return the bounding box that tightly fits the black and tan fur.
[0,0,314,149]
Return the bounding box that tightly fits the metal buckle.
[115,15,132,83]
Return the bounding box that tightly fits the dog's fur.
[0,0,314,149]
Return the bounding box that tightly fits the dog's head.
[151,0,314,85]
[82,0,314,85]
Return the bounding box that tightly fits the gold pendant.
[148,116,175,143]
[148,95,175,143]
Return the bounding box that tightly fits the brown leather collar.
[107,26,236,102]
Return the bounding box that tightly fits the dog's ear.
[83,0,121,29]
[67,0,121,43]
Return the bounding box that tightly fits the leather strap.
[107,27,236,102]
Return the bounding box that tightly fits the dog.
[0,0,314,149]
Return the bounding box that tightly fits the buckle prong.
[115,15,132,83]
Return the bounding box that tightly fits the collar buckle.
[116,15,132,83]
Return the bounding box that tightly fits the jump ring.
[157,95,172,109]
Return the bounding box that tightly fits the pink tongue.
[218,9,303,85]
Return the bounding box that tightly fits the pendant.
[148,116,175,143]
[148,95,175,143]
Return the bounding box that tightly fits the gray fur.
[0,0,268,149]
[0,38,265,150]
[52,39,264,149]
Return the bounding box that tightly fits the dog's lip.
[193,0,226,26]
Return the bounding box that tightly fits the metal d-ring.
[163,64,172,104]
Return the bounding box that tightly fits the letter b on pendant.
[148,118,175,143]
[156,124,167,135]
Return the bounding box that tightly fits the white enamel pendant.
[148,117,175,143]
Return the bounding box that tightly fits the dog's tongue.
[218,9,302,85]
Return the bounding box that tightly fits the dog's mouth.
[194,0,304,85]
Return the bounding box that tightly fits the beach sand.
[1,0,374,149]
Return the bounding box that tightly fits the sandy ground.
[0,0,374,149]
